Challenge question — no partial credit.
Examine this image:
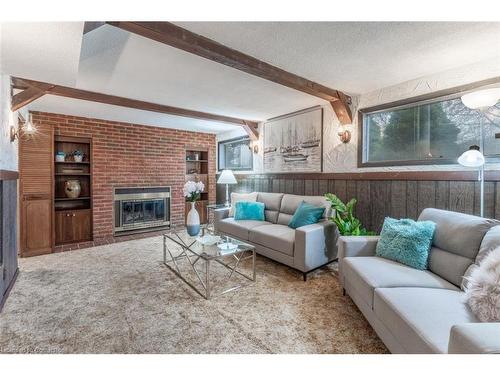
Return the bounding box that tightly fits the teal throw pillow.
[376,217,436,270]
[288,201,325,229]
[234,201,265,221]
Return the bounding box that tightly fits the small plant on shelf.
[325,193,375,236]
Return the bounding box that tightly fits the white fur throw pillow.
[464,247,500,322]
[229,192,258,217]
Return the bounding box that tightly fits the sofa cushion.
[343,257,457,309]
[217,218,271,241]
[418,208,498,259]
[374,288,478,353]
[249,224,295,256]
[462,225,500,289]
[278,194,330,226]
[257,192,284,224]
[418,208,499,288]
[427,247,474,288]
[229,192,257,216]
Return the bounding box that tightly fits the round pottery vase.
[186,202,200,237]
[65,179,81,199]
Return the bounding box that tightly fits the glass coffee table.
[162,228,256,299]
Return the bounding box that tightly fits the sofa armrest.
[213,207,230,230]
[337,235,380,259]
[294,220,339,272]
[448,323,500,354]
[337,236,379,285]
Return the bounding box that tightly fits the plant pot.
[55,153,65,162]
[74,155,83,163]
[186,201,200,237]
[65,179,81,198]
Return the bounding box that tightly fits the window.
[360,92,500,166]
[218,136,253,171]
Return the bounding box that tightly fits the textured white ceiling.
[175,21,500,94]
[2,22,500,134]
[0,22,84,86]
[74,25,324,121]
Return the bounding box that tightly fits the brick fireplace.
[31,112,216,245]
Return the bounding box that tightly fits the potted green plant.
[325,193,375,236]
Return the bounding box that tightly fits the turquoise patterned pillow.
[376,217,436,270]
[234,201,265,221]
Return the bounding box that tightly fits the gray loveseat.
[214,192,338,280]
[338,208,500,354]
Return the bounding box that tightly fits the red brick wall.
[32,112,216,241]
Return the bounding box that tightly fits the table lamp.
[217,169,237,206]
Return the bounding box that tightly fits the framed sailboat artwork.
[263,106,323,173]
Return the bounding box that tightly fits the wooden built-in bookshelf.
[54,136,93,245]
[185,148,209,224]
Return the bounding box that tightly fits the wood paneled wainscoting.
[0,170,19,311]
[216,171,500,233]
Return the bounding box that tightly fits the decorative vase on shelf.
[65,180,81,198]
[186,202,200,237]
[73,150,83,163]
[55,151,65,162]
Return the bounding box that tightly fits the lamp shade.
[461,88,500,110]
[217,169,237,184]
[458,149,485,168]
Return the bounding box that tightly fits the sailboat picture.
[263,107,323,173]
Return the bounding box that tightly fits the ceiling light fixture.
[461,88,500,111]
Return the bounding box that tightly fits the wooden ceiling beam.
[11,86,47,112]
[83,22,106,35]
[242,121,259,142]
[107,21,353,124]
[10,77,259,135]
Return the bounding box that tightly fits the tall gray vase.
[186,201,200,237]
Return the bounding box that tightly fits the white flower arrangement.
[183,180,205,202]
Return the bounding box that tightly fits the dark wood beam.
[11,77,56,111]
[106,21,353,124]
[242,121,259,142]
[11,86,46,112]
[83,22,106,35]
[11,77,259,135]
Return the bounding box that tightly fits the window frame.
[357,78,500,168]
[217,135,253,172]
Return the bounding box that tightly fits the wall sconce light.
[338,125,352,143]
[248,141,259,154]
[10,113,37,142]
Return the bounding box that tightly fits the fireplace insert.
[113,186,170,235]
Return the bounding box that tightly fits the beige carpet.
[0,234,387,354]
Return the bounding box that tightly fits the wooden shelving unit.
[54,136,93,244]
[185,148,209,224]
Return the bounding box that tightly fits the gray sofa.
[338,208,500,354]
[214,192,338,280]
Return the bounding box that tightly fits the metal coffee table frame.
[163,230,256,299]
